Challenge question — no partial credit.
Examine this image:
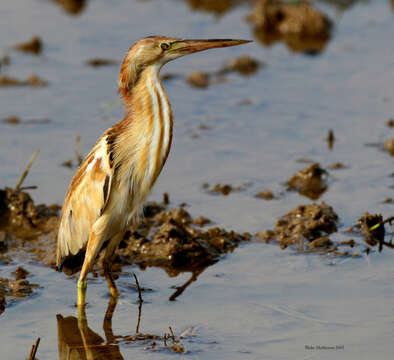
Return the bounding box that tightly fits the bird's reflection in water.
[56,268,205,358]
[57,297,123,360]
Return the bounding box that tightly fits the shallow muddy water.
[1,0,394,359]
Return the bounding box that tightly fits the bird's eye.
[161,43,170,51]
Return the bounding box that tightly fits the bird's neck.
[116,65,173,186]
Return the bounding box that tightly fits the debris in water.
[0,55,10,68]
[255,190,275,200]
[187,71,210,88]
[203,182,249,196]
[0,267,38,314]
[383,138,394,155]
[86,58,118,67]
[327,129,335,150]
[3,116,21,124]
[286,163,328,200]
[309,236,333,249]
[185,0,238,15]
[160,73,182,82]
[54,0,87,15]
[2,116,52,125]
[327,162,347,170]
[218,55,261,76]
[0,74,48,87]
[356,213,385,246]
[256,202,338,249]
[13,36,43,55]
[248,0,332,53]
[27,337,40,360]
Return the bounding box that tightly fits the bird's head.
[118,36,251,93]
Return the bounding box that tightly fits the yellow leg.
[102,232,124,299]
[77,231,105,306]
[103,265,119,298]
[77,279,87,306]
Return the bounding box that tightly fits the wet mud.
[111,202,251,275]
[256,202,338,249]
[53,0,87,15]
[187,71,211,88]
[217,55,261,76]
[0,188,249,284]
[286,163,328,200]
[256,202,393,257]
[356,213,385,246]
[202,182,250,196]
[255,189,275,200]
[13,36,43,55]
[0,187,59,238]
[383,138,394,155]
[165,55,261,89]
[0,74,48,87]
[2,116,52,125]
[248,0,332,53]
[0,266,37,314]
[86,58,118,67]
[184,0,248,15]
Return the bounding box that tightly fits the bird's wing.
[56,136,113,267]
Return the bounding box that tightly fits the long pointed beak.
[169,39,252,56]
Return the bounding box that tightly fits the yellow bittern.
[56,36,251,305]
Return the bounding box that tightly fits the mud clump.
[309,236,333,249]
[0,187,59,236]
[219,55,261,76]
[187,71,210,88]
[0,55,10,68]
[383,138,394,155]
[286,163,328,200]
[185,0,240,15]
[356,213,385,246]
[257,202,338,249]
[255,190,275,200]
[0,266,37,314]
[327,129,335,150]
[3,116,21,124]
[0,188,59,268]
[203,183,248,196]
[248,0,332,53]
[13,36,43,55]
[0,74,48,87]
[115,204,250,271]
[86,58,118,67]
[327,162,347,170]
[2,116,52,125]
[54,0,87,15]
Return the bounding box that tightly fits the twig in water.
[133,273,143,333]
[369,216,394,231]
[15,148,39,190]
[133,273,143,304]
[28,337,40,360]
[169,326,175,341]
[180,327,194,339]
[18,186,38,191]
